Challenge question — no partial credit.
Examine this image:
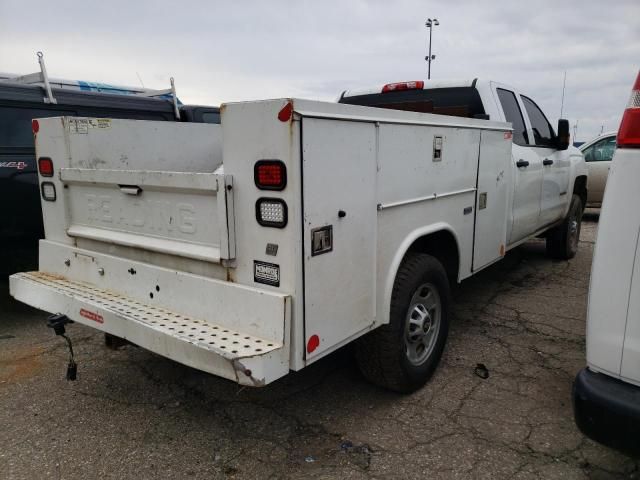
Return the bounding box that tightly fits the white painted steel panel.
[37,241,288,344]
[376,124,479,206]
[34,117,234,263]
[472,130,512,270]
[537,147,571,226]
[220,99,306,370]
[621,223,640,386]
[63,117,222,172]
[587,150,640,378]
[302,117,377,359]
[508,143,542,244]
[65,181,223,262]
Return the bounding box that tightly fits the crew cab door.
[495,88,542,244]
[520,95,570,226]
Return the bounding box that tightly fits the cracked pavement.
[1,213,638,479]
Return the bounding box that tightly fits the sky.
[1,0,638,142]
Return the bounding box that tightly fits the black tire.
[546,194,583,260]
[355,253,450,393]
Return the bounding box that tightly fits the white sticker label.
[68,118,111,134]
[88,118,111,129]
[68,118,89,134]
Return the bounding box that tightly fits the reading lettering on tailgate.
[85,194,197,235]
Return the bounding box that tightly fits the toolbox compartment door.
[301,117,377,360]
[472,130,512,271]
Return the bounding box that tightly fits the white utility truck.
[10,79,587,392]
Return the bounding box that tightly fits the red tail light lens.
[382,81,424,93]
[38,157,54,177]
[617,71,640,148]
[254,160,287,190]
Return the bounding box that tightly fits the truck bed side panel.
[301,118,377,360]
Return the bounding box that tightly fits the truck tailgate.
[62,168,233,262]
[35,117,234,263]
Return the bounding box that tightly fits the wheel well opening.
[573,175,587,208]
[406,230,459,282]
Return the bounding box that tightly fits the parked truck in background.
[9,79,586,392]
[0,70,219,238]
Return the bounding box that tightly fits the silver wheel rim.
[404,283,441,366]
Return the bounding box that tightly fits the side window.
[584,136,616,162]
[496,89,529,146]
[582,144,595,161]
[521,96,555,147]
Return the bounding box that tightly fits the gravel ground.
[0,213,638,479]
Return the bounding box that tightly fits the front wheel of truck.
[546,194,583,260]
[355,253,450,393]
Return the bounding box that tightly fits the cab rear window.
[339,87,486,119]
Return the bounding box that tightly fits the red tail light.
[254,160,287,190]
[617,71,640,148]
[38,157,54,177]
[382,81,424,93]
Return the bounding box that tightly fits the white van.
[573,71,640,456]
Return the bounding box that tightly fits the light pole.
[425,18,439,80]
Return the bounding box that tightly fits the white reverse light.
[256,198,287,228]
[41,182,56,201]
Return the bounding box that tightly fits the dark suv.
[0,82,219,238]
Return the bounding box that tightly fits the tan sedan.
[580,132,617,207]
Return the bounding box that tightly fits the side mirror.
[557,119,570,150]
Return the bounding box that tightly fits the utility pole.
[425,18,439,80]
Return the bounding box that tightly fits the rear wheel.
[546,194,583,260]
[355,253,450,393]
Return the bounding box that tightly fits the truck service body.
[10,80,587,391]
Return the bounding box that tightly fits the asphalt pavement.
[1,213,638,479]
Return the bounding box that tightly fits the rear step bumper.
[10,271,290,386]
